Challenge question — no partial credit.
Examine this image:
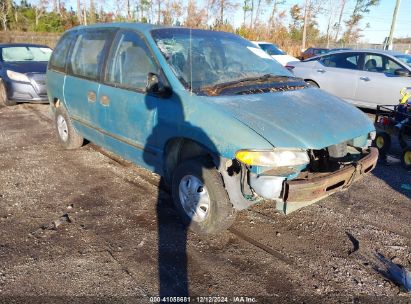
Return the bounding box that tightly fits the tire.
[171,157,236,235]
[373,132,391,154]
[54,105,84,149]
[401,148,411,170]
[0,80,16,106]
[305,80,319,88]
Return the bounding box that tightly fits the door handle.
[317,69,325,73]
[100,95,110,106]
[360,76,370,81]
[87,90,96,102]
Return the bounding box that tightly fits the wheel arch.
[163,137,219,185]
[304,79,320,87]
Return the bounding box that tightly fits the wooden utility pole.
[301,0,309,51]
[77,0,82,24]
[334,0,346,42]
[387,0,401,50]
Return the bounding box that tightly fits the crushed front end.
[222,138,378,214]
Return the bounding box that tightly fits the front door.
[314,52,361,104]
[96,30,164,171]
[355,53,411,107]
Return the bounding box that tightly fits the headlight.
[6,70,30,83]
[235,149,310,167]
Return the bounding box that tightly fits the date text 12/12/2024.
[149,296,257,303]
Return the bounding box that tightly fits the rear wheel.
[54,105,84,149]
[373,132,391,154]
[171,157,236,235]
[0,80,16,106]
[401,148,411,170]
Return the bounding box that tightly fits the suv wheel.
[171,157,236,235]
[54,105,84,149]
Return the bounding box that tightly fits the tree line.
[0,0,380,50]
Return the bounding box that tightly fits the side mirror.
[146,73,172,97]
[394,69,410,77]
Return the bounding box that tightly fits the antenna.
[189,28,193,96]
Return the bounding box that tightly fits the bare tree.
[35,0,49,27]
[325,0,338,47]
[301,0,324,50]
[162,0,182,25]
[268,0,285,28]
[0,0,8,30]
[184,0,206,28]
[253,0,261,26]
[242,0,249,25]
[77,0,82,24]
[212,0,237,24]
[343,0,379,43]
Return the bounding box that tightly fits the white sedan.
[288,49,411,108]
[252,41,299,66]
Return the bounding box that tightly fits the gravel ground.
[0,103,410,303]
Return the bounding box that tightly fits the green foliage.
[35,12,64,32]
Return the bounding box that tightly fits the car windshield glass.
[313,49,328,55]
[151,28,292,91]
[395,54,411,68]
[1,46,52,62]
[258,43,286,55]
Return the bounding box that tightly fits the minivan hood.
[209,87,374,149]
[3,61,48,74]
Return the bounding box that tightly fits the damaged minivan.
[47,24,378,234]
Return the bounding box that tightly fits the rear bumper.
[284,147,378,203]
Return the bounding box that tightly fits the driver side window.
[106,31,158,91]
[363,54,402,75]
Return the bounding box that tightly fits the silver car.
[289,49,411,108]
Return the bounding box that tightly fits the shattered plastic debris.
[375,252,411,292]
[41,213,72,230]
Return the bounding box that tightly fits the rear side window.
[49,32,75,72]
[320,53,360,70]
[69,29,115,80]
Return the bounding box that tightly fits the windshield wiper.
[200,74,303,95]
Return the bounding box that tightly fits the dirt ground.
[0,103,410,303]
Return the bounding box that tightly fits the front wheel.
[171,157,236,235]
[0,80,16,106]
[54,105,84,149]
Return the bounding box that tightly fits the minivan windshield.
[151,28,293,93]
[1,46,52,62]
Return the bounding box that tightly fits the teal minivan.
[47,23,378,234]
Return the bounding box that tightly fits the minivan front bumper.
[277,147,378,213]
